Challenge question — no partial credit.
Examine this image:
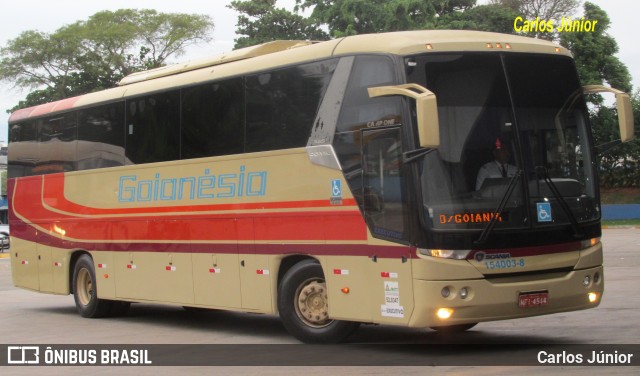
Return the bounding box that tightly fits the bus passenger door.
[362,128,415,325]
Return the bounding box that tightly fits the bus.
[8,30,634,343]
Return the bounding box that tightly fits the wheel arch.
[277,255,322,290]
[69,249,92,294]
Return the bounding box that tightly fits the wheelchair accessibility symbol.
[331,179,342,198]
[536,202,552,222]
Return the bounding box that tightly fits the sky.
[1,0,638,144]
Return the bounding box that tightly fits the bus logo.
[536,202,552,222]
[7,346,40,364]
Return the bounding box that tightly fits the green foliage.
[436,4,519,33]
[1,9,214,111]
[490,0,580,39]
[229,0,329,49]
[555,2,637,187]
[591,91,640,188]
[560,2,632,95]
[295,0,477,37]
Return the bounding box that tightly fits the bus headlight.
[418,249,471,260]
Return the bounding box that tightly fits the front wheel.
[278,260,359,343]
[72,254,112,318]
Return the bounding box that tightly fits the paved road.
[1,228,639,375]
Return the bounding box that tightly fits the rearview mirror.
[368,84,440,149]
[583,85,634,143]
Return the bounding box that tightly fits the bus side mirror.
[368,84,440,149]
[583,85,634,143]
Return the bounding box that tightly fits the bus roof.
[9,30,570,124]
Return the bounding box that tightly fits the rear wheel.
[278,260,359,343]
[72,254,112,318]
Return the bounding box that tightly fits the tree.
[489,0,579,19]
[591,91,640,187]
[0,9,214,111]
[436,4,520,33]
[557,2,636,187]
[295,0,476,37]
[229,0,329,49]
[490,0,580,39]
[560,2,631,95]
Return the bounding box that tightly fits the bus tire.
[430,323,477,333]
[278,259,359,343]
[72,254,112,318]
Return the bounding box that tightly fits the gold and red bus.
[8,30,634,343]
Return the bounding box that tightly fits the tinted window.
[337,55,402,132]
[78,102,126,170]
[126,91,180,164]
[8,121,38,177]
[362,128,407,240]
[37,114,77,174]
[181,78,244,159]
[246,59,338,152]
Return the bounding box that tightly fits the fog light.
[441,287,451,298]
[437,308,454,320]
[583,275,591,287]
[588,292,598,303]
[460,288,468,299]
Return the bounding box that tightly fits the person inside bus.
[475,137,517,190]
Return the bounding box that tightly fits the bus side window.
[8,121,38,177]
[126,91,180,164]
[337,55,402,133]
[181,78,245,159]
[36,114,77,174]
[78,102,126,170]
[245,59,338,152]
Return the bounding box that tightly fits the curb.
[0,253,10,259]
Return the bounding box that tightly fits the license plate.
[518,292,548,308]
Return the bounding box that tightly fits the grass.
[600,187,640,204]
[602,218,640,227]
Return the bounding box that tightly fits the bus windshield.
[409,53,597,233]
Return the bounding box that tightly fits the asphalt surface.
[1,228,639,375]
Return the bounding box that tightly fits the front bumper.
[408,265,603,328]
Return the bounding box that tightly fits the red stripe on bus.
[9,96,81,122]
[10,176,368,242]
[7,220,409,258]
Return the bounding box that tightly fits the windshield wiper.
[474,169,522,246]
[535,166,583,238]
